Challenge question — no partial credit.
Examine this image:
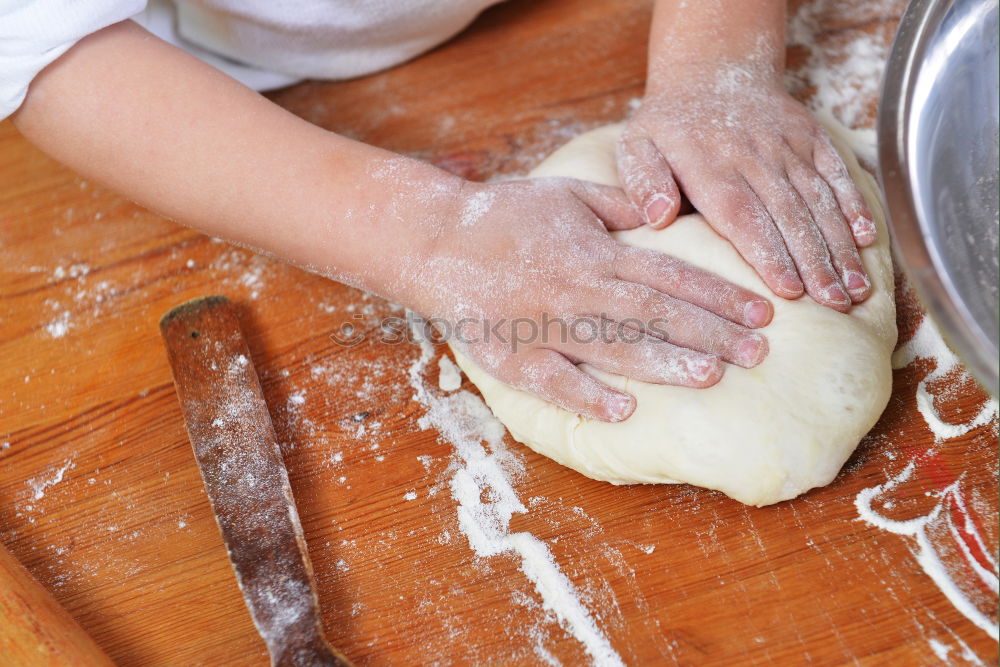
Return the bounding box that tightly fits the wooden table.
[1,0,996,664]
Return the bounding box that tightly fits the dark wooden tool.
[160,296,351,667]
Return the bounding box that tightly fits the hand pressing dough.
[449,122,897,507]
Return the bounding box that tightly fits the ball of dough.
[450,123,896,506]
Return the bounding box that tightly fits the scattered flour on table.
[406,313,624,666]
[786,0,900,165]
[437,355,463,392]
[928,635,985,665]
[44,310,73,339]
[856,462,999,637]
[27,459,75,501]
[208,249,280,301]
[857,315,999,640]
[892,316,999,441]
[40,261,124,339]
[52,263,90,280]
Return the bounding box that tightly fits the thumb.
[570,181,645,231]
[616,125,681,229]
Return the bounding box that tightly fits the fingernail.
[851,216,877,242]
[645,194,672,227]
[684,355,722,385]
[778,272,804,296]
[743,300,771,328]
[737,334,767,367]
[822,283,851,305]
[844,269,870,295]
[606,393,635,422]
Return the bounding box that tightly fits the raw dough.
[449,122,896,507]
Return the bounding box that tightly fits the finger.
[814,133,877,246]
[614,246,773,328]
[786,156,872,302]
[570,181,645,231]
[616,125,681,228]
[745,169,852,311]
[498,348,635,422]
[687,172,804,299]
[590,284,768,369]
[554,315,726,385]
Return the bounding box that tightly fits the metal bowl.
[879,0,999,395]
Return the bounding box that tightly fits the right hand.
[408,177,774,422]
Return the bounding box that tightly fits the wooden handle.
[0,541,114,666]
[160,296,352,667]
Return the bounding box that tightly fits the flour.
[856,464,999,637]
[928,638,951,661]
[27,459,75,501]
[892,314,960,373]
[44,310,72,339]
[437,355,463,392]
[786,0,899,165]
[928,634,986,665]
[459,189,496,227]
[893,315,1000,441]
[508,533,624,667]
[406,314,623,666]
[916,391,998,442]
[208,249,278,302]
[857,316,999,640]
[38,259,126,340]
[52,263,91,281]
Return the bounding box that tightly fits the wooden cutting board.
[0,0,996,664]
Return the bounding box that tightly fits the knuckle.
[650,257,685,289]
[640,292,673,319]
[753,241,795,271]
[808,261,840,284]
[652,252,684,274]
[719,191,760,224]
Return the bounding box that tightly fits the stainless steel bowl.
[879,0,999,395]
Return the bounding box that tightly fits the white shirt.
[0,0,502,119]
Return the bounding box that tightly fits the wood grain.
[0,541,113,665]
[0,0,996,664]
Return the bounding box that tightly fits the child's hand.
[409,178,773,422]
[619,68,875,313]
[622,0,877,313]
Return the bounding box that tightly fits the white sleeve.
[0,0,147,120]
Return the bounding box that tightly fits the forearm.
[13,20,460,305]
[647,0,786,85]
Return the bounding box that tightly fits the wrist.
[644,51,784,102]
[275,134,467,310]
[646,0,786,94]
[353,159,469,312]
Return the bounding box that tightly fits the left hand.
[618,64,877,312]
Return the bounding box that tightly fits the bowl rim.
[877,0,1000,396]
